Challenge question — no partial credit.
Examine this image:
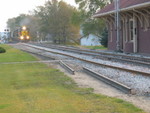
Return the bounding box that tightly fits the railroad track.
[59,60,75,75]
[23,43,150,76]
[83,67,131,94]
[14,44,150,95]
[34,43,150,66]
[59,61,132,94]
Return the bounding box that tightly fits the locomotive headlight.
[20,36,24,40]
[26,36,30,39]
[22,26,26,30]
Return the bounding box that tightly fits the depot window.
[129,19,134,41]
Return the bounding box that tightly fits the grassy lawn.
[0,45,145,113]
[0,45,37,62]
[81,46,107,50]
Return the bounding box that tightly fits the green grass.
[0,44,145,113]
[83,45,107,50]
[0,45,37,62]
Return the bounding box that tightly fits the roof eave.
[93,10,115,18]
[93,1,150,18]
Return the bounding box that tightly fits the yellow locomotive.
[19,26,30,41]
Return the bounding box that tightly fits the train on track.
[12,26,30,42]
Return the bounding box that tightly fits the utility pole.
[115,0,121,52]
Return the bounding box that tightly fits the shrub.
[0,47,6,53]
[100,28,108,47]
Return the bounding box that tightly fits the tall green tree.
[75,0,109,15]
[7,0,80,43]
[7,14,27,31]
[74,0,111,38]
[7,14,40,40]
[34,0,80,44]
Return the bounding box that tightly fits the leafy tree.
[34,5,50,36]
[75,0,109,15]
[100,28,108,47]
[74,0,112,46]
[7,14,27,31]
[7,14,40,41]
[34,0,80,44]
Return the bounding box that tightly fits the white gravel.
[67,60,150,95]
[18,43,150,95]
[28,44,150,73]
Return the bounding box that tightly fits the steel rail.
[51,45,150,65]
[40,44,150,61]
[83,67,131,94]
[23,44,150,76]
[21,49,57,60]
[36,44,150,66]
[22,47,74,75]
[59,61,75,75]
[21,48,73,62]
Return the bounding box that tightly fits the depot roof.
[93,0,150,18]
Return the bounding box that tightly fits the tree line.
[7,0,112,45]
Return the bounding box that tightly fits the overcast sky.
[0,0,77,32]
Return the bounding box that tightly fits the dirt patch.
[56,64,150,113]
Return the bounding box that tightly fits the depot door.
[133,17,138,53]
[129,17,138,53]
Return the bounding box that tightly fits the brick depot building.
[94,0,150,54]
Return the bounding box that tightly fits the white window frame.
[125,20,128,42]
[110,29,113,42]
[109,22,113,42]
[129,19,134,42]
